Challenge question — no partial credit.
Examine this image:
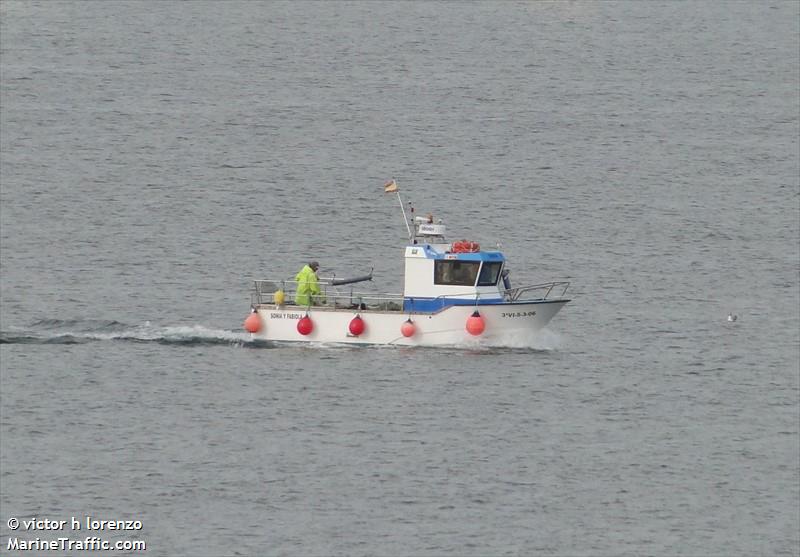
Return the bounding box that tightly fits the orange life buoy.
[451,240,480,253]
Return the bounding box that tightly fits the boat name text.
[270,312,304,319]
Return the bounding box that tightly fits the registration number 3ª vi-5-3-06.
[501,311,536,318]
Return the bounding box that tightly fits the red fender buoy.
[466,310,485,336]
[244,312,261,333]
[297,314,313,336]
[349,315,365,336]
[401,319,416,338]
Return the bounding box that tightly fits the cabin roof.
[405,244,506,262]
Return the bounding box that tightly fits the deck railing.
[501,281,570,302]
[251,279,405,310]
[252,279,570,310]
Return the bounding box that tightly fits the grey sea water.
[1,1,798,556]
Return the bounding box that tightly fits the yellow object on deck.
[273,289,286,305]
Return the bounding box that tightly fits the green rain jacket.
[294,264,322,306]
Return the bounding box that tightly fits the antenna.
[395,191,412,241]
[384,179,413,242]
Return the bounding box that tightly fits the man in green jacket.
[295,261,324,306]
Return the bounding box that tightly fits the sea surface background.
[1,1,798,556]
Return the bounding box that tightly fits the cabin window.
[434,260,480,286]
[477,262,503,286]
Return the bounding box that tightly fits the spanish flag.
[383,179,398,193]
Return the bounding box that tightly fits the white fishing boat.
[243,182,570,346]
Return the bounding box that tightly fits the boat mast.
[395,191,413,242]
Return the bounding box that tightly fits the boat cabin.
[402,217,507,312]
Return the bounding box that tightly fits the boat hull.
[251,300,568,346]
